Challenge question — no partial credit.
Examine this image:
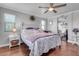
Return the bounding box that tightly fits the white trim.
[0,41,23,48]
[0,44,9,48]
[68,40,75,44]
[75,42,79,45]
[68,40,79,45]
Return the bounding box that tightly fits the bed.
[21,28,61,56]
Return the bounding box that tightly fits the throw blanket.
[27,32,54,43]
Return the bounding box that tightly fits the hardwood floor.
[48,41,79,56]
[0,41,79,56]
[0,44,30,56]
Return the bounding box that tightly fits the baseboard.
[0,44,9,48]
[0,41,23,48]
[68,40,79,45]
[68,40,75,43]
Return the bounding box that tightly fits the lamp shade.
[12,27,16,33]
[48,8,54,11]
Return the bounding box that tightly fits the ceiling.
[0,3,79,18]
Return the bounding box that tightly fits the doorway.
[57,17,68,42]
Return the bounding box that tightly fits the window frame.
[4,13,16,32]
[41,20,46,30]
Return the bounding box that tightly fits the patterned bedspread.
[21,29,61,56]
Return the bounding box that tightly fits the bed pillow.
[26,27,39,30]
[26,27,34,29]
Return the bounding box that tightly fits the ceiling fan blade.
[53,4,67,8]
[39,6,48,8]
[44,10,48,14]
[53,10,57,13]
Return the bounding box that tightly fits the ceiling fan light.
[48,8,54,11]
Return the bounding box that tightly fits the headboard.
[22,23,39,29]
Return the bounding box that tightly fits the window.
[41,20,46,30]
[4,13,16,32]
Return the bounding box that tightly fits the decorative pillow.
[26,27,39,30]
[44,30,52,33]
[26,27,34,29]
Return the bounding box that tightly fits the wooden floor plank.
[0,41,79,56]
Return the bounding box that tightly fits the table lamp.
[12,27,16,33]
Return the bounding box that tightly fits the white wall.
[0,7,45,46]
[46,10,79,44]
[67,11,79,44]
[72,12,79,43]
[47,18,57,34]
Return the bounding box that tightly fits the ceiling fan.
[39,3,67,14]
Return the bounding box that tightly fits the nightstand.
[9,33,20,48]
